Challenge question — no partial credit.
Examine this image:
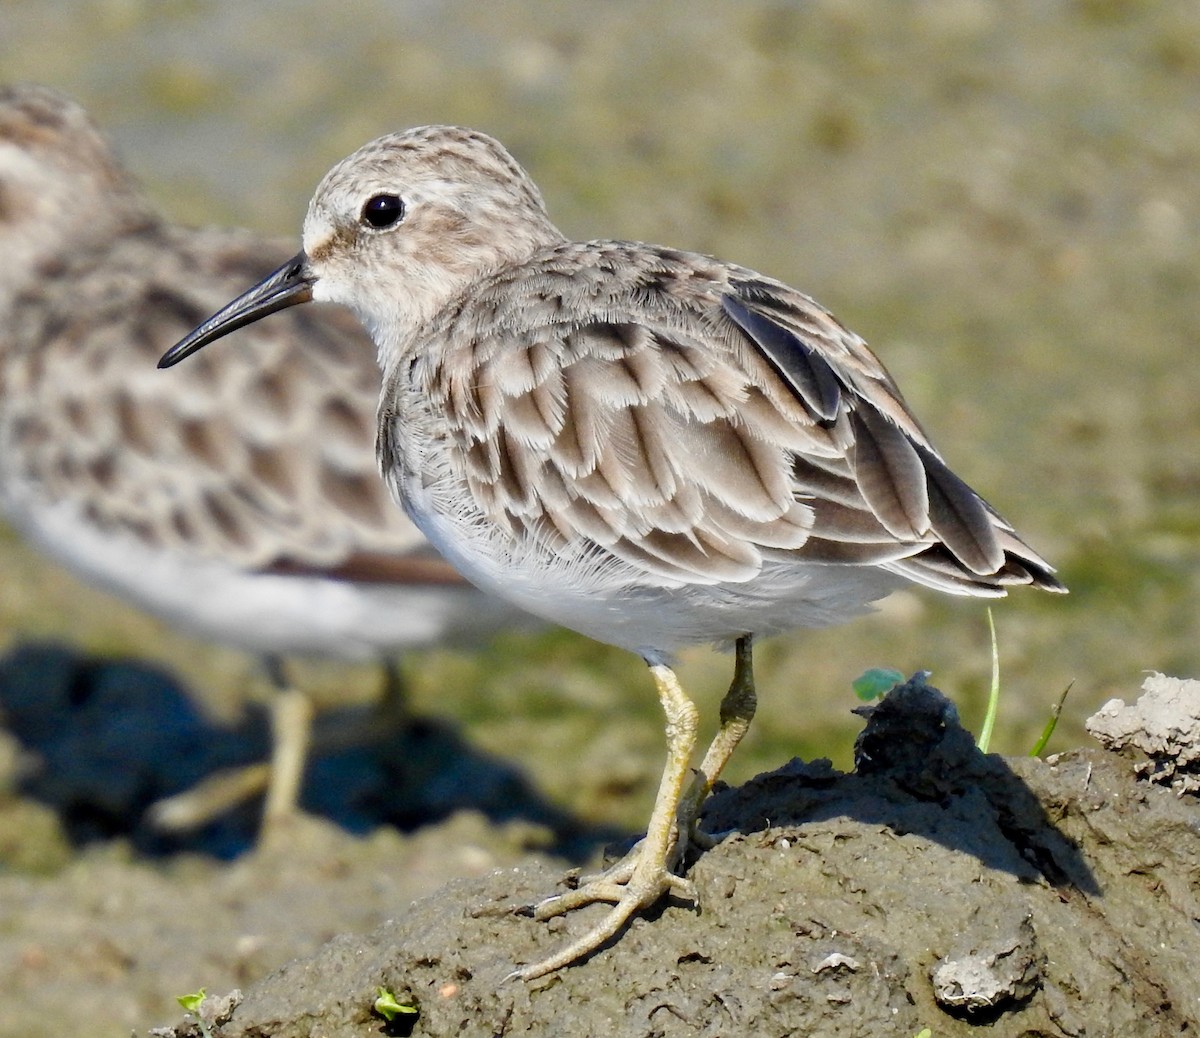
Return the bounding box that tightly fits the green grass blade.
[1029,682,1074,756]
[977,607,1000,753]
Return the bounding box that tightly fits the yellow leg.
[147,657,312,836]
[569,635,757,883]
[149,659,394,838]
[261,658,313,830]
[679,635,757,845]
[146,762,273,832]
[515,662,700,981]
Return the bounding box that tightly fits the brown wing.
[425,241,1063,595]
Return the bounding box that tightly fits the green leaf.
[852,667,905,701]
[374,987,418,1021]
[176,989,206,1014]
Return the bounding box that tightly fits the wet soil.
[6,671,1189,1038]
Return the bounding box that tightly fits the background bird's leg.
[146,656,309,835]
[261,654,313,828]
[679,635,756,847]
[517,662,700,979]
[146,761,272,833]
[376,657,408,727]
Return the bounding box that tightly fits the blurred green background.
[2,0,1197,833]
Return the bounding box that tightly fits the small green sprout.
[852,667,906,702]
[176,990,206,1014]
[374,987,418,1022]
[176,989,212,1038]
[914,1029,933,1038]
[1029,681,1074,756]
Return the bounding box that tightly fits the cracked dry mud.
[149,676,1200,1038]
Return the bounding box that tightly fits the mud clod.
[1086,673,1200,794]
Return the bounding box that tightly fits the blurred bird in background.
[0,84,528,841]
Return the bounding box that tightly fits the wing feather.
[849,407,929,540]
[420,241,1062,596]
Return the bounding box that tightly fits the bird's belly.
[399,472,904,658]
[2,490,513,660]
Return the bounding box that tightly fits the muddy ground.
[3,665,1196,1038]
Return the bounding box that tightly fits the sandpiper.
[161,124,1065,975]
[0,89,527,838]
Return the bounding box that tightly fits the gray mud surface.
[143,679,1200,1038]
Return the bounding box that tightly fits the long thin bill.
[158,250,315,368]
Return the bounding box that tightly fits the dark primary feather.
[722,293,843,423]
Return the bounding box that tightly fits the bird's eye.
[360,194,405,229]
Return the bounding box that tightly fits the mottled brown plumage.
[383,243,1058,614]
[162,124,1064,975]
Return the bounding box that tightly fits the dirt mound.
[154,677,1200,1037]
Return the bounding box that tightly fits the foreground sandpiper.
[0,89,528,839]
[160,124,1065,976]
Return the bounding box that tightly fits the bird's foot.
[146,763,272,832]
[512,852,696,982]
[511,822,711,982]
[566,814,712,894]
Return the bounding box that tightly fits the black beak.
[158,250,315,368]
